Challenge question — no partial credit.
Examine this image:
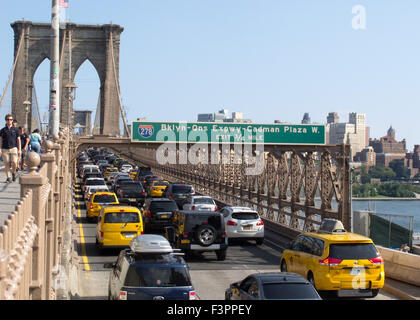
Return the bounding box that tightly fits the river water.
[352,200,420,236]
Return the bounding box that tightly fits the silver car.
[182,195,218,212]
[220,206,264,245]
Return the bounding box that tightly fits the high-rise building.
[326,112,367,159]
[369,126,407,166]
[301,113,311,124]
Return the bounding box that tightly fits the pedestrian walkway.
[0,162,22,226]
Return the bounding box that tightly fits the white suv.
[182,195,218,212]
[220,206,264,245]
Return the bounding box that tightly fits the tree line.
[352,160,420,198]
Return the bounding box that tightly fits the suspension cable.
[0,29,25,108]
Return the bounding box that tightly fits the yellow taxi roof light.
[318,219,347,234]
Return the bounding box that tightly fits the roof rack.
[317,219,347,234]
[129,234,176,254]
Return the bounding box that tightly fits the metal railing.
[0,128,72,300]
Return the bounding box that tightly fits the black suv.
[163,183,195,208]
[105,235,196,300]
[143,198,179,232]
[116,181,146,206]
[165,210,228,261]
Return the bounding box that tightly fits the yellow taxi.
[148,180,169,197]
[104,167,118,180]
[96,206,143,252]
[280,219,385,298]
[129,169,137,179]
[87,192,119,222]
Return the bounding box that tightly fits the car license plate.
[160,215,168,219]
[243,226,251,230]
[128,198,136,201]
[124,233,136,239]
[350,267,364,276]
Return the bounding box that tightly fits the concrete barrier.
[378,246,420,287]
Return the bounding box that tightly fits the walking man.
[0,114,21,182]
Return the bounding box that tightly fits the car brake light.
[189,290,197,300]
[100,232,104,238]
[227,220,237,226]
[120,190,124,196]
[89,204,94,209]
[214,206,218,211]
[191,206,195,210]
[169,194,172,198]
[183,232,189,238]
[221,231,226,238]
[142,190,146,196]
[146,210,151,218]
[319,257,342,266]
[119,291,127,300]
[257,220,264,226]
[369,257,384,265]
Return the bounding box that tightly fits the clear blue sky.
[0,1,419,150]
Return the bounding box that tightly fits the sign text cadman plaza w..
[131,121,326,145]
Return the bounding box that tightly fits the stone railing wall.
[0,128,72,300]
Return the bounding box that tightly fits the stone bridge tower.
[11,21,123,136]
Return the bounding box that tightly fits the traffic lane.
[74,196,398,300]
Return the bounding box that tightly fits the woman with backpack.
[29,128,42,154]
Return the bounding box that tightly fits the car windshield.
[172,185,192,193]
[104,212,140,223]
[124,266,191,287]
[329,243,379,260]
[86,180,106,186]
[93,194,117,203]
[262,283,320,299]
[232,212,259,220]
[150,201,178,211]
[194,198,214,204]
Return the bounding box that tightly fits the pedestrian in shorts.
[0,114,21,182]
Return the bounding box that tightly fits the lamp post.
[23,100,31,131]
[65,82,77,129]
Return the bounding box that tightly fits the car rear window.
[172,185,192,193]
[232,212,259,220]
[93,194,117,203]
[262,283,320,299]
[86,180,106,186]
[150,201,178,211]
[154,182,169,187]
[329,243,379,260]
[122,182,144,190]
[194,198,214,204]
[104,212,140,223]
[124,266,191,287]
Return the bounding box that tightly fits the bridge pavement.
[0,162,22,226]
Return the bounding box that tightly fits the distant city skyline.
[0,1,418,150]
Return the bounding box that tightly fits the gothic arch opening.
[73,59,100,135]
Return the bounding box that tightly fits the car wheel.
[195,225,216,246]
[256,238,264,245]
[371,289,379,298]
[280,259,287,272]
[216,249,227,261]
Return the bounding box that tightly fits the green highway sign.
[131,121,325,145]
